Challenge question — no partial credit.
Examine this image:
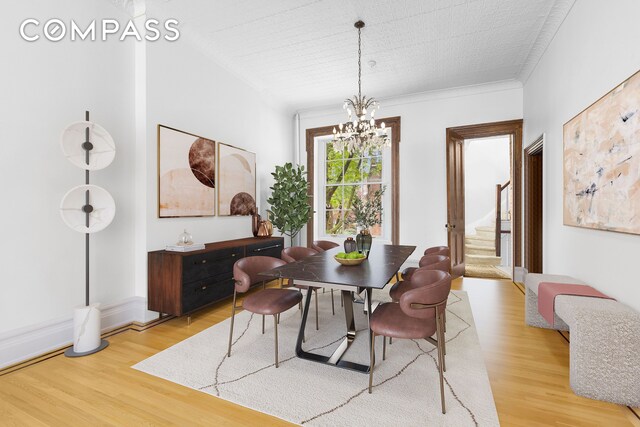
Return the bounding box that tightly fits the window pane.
[343,210,356,235]
[325,185,343,209]
[362,157,383,182]
[341,185,359,210]
[325,210,342,235]
[326,160,344,184]
[326,142,343,161]
[342,158,363,184]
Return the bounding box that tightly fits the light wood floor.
[0,277,638,426]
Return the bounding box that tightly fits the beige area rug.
[464,264,511,280]
[133,290,499,426]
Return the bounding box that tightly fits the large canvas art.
[563,70,640,234]
[218,143,256,216]
[158,125,216,217]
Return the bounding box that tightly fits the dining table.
[259,244,416,373]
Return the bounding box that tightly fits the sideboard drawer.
[182,247,243,283]
[182,276,235,314]
[246,240,284,259]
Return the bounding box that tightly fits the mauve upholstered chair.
[281,246,336,330]
[402,246,451,280]
[311,240,339,252]
[369,269,452,414]
[390,255,451,302]
[227,256,302,368]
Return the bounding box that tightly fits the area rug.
[133,290,499,426]
[464,264,511,280]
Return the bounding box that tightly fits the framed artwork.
[563,69,640,234]
[158,125,216,218]
[217,142,256,216]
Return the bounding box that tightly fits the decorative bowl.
[334,255,366,266]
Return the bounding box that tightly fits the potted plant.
[267,163,313,247]
[347,186,385,257]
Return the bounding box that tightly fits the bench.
[524,273,640,407]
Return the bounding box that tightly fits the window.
[316,133,392,242]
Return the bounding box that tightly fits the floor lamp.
[59,111,116,357]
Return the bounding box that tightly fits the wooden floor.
[1,277,638,426]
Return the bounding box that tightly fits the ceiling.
[143,0,575,111]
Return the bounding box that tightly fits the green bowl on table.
[334,251,366,266]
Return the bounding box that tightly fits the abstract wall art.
[218,142,256,216]
[563,69,640,234]
[158,125,216,218]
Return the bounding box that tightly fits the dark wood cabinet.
[148,237,284,317]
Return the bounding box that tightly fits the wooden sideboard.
[148,237,284,319]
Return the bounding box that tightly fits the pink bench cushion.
[538,282,614,326]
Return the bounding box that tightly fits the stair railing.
[495,180,510,257]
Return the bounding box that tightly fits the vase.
[344,237,357,253]
[251,213,261,237]
[356,229,372,258]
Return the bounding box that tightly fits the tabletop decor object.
[343,237,357,253]
[348,186,385,257]
[334,251,366,266]
[59,111,115,357]
[267,162,313,246]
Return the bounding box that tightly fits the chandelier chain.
[357,25,362,100]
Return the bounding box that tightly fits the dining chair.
[227,256,302,368]
[369,269,452,414]
[311,240,339,252]
[281,246,335,330]
[401,245,450,280]
[390,255,451,302]
[311,240,343,307]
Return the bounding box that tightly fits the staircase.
[465,225,501,266]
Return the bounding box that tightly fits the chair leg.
[369,333,376,393]
[262,314,265,334]
[314,289,319,330]
[436,310,446,414]
[383,336,387,360]
[340,292,344,307]
[389,337,393,345]
[274,315,279,368]
[441,312,446,371]
[331,289,335,315]
[227,290,237,357]
[395,272,400,282]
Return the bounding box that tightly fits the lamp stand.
[64,110,109,357]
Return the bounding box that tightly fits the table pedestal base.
[295,288,373,373]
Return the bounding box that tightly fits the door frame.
[524,134,544,274]
[446,119,523,276]
[305,117,401,246]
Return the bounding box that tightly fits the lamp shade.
[60,121,116,170]
[60,184,116,233]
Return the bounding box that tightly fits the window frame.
[305,116,400,246]
[316,134,392,242]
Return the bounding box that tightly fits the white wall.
[464,136,510,232]
[523,0,640,310]
[0,0,136,334]
[142,15,293,295]
[0,1,293,367]
[298,81,523,261]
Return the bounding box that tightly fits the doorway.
[445,120,523,279]
[524,136,543,274]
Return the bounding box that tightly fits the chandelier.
[332,21,390,154]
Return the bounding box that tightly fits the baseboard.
[0,297,154,369]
